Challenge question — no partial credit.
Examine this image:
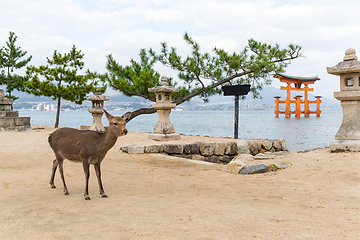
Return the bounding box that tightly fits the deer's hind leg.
[58,159,69,195]
[50,154,69,195]
[83,160,91,200]
[50,159,58,189]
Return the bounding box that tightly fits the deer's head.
[104,110,131,137]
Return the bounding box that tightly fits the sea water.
[19,110,342,152]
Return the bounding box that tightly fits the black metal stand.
[221,84,251,139]
[234,95,239,139]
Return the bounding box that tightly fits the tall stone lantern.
[86,89,109,132]
[327,48,360,151]
[148,75,180,141]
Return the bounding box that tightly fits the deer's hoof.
[85,197,91,200]
[51,186,56,189]
[65,192,69,195]
[102,194,108,198]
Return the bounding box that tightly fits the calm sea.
[19,109,342,152]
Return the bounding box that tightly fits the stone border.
[120,139,288,165]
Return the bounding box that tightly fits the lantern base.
[329,140,360,152]
[149,133,181,141]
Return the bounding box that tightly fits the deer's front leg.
[82,161,90,200]
[94,163,107,198]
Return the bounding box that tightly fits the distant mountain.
[5,88,148,103]
[6,85,340,109]
[107,94,149,103]
[6,90,53,102]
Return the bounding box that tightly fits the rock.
[239,164,267,174]
[214,142,226,155]
[222,154,252,174]
[145,145,163,153]
[279,139,288,151]
[164,144,183,154]
[190,155,206,161]
[199,142,215,157]
[274,161,292,169]
[236,140,250,155]
[253,153,274,160]
[247,140,262,155]
[119,146,128,153]
[272,140,282,151]
[261,139,272,151]
[207,156,220,164]
[225,142,238,155]
[183,143,200,154]
[219,155,233,164]
[267,161,292,172]
[127,145,145,154]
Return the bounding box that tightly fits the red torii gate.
[274,73,321,118]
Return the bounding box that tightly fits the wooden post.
[294,95,302,118]
[274,96,280,117]
[234,95,239,139]
[285,83,291,118]
[316,96,322,117]
[304,84,310,117]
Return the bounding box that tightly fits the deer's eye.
[113,122,118,125]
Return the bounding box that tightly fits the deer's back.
[48,127,107,162]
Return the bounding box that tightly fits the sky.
[1,0,360,99]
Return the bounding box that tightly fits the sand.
[0,126,359,239]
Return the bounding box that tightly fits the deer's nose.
[123,129,128,135]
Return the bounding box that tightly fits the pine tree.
[106,33,302,122]
[26,45,105,128]
[0,31,32,100]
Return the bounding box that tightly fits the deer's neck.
[99,130,118,152]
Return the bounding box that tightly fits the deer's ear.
[103,109,113,121]
[121,112,132,123]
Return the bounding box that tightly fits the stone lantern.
[327,48,360,151]
[148,75,180,141]
[86,89,109,132]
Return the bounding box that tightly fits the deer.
[48,110,131,200]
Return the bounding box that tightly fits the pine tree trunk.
[55,97,61,128]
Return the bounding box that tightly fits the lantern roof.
[327,48,360,75]
[148,75,179,93]
[86,89,109,101]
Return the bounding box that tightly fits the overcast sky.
[1,0,360,99]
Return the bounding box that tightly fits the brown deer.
[48,110,131,200]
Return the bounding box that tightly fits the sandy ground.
[1,126,360,239]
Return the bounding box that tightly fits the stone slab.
[199,142,215,157]
[0,98,13,105]
[236,140,250,154]
[222,154,252,174]
[183,143,200,154]
[0,125,32,132]
[149,133,181,141]
[0,117,30,127]
[164,144,183,154]
[0,111,19,117]
[127,145,145,154]
[214,142,226,155]
[145,145,164,153]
